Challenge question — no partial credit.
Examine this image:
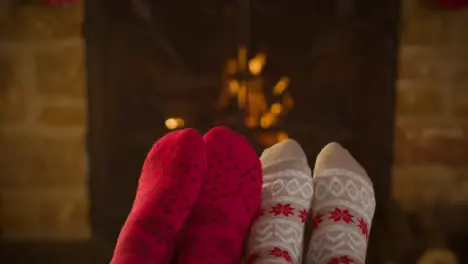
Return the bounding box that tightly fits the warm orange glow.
[277,131,289,142]
[273,77,290,95]
[228,80,240,95]
[237,83,247,109]
[256,132,279,147]
[248,53,266,75]
[260,112,276,128]
[226,59,238,74]
[237,46,247,71]
[270,103,283,115]
[165,118,185,130]
[220,50,295,141]
[245,116,258,128]
[283,94,295,109]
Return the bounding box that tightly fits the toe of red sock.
[140,128,205,187]
[202,126,263,217]
[177,127,262,264]
[112,128,206,264]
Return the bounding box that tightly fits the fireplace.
[85,0,399,262]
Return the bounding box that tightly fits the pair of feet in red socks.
[111,127,262,264]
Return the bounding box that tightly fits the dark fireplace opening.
[85,0,399,262]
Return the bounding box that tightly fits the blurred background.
[1,0,467,263]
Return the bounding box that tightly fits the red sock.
[177,126,263,264]
[111,129,206,264]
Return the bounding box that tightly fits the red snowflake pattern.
[270,204,295,217]
[269,247,293,263]
[328,208,354,224]
[313,212,324,228]
[283,251,293,263]
[270,247,283,257]
[358,217,369,240]
[253,208,266,221]
[298,209,309,223]
[246,252,260,264]
[328,255,355,264]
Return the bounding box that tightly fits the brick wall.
[0,2,90,240]
[392,0,468,244]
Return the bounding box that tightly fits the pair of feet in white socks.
[246,140,376,264]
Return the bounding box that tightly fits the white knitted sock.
[305,143,376,264]
[246,139,313,264]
